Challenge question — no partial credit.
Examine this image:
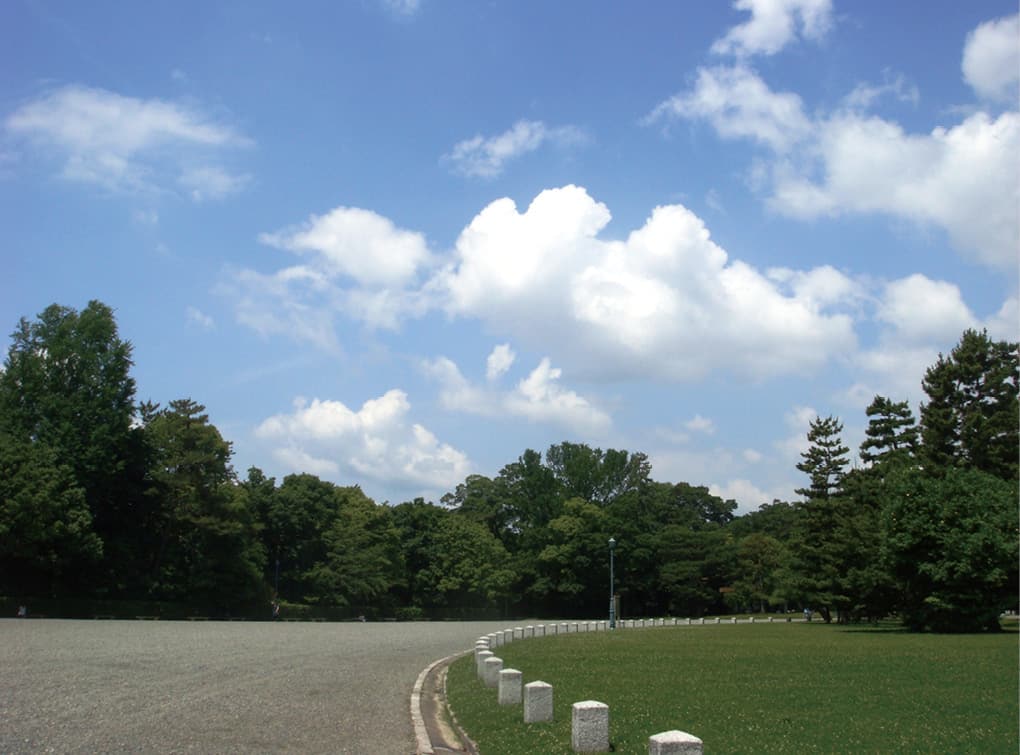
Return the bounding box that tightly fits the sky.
[2,0,1017,513]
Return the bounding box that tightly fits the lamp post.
[608,537,616,629]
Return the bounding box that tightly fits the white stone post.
[561,622,569,634]
[514,626,523,639]
[498,668,523,705]
[477,649,494,678]
[731,616,737,624]
[572,700,609,753]
[504,629,513,644]
[484,656,503,688]
[573,622,580,633]
[648,730,703,754]
[526,625,534,638]
[749,616,755,624]
[524,681,554,723]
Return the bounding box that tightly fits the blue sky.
[3,0,1017,511]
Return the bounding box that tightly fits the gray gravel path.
[0,618,512,754]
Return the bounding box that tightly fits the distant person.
[271,600,280,620]
[17,605,27,618]
[803,607,812,622]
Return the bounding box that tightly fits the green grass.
[446,622,1019,754]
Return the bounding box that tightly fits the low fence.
[465,616,802,753]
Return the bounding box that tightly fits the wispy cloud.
[444,119,587,178]
[6,85,251,199]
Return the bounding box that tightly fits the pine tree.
[920,329,1019,480]
[795,415,850,501]
[859,396,918,469]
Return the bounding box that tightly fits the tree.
[0,301,139,589]
[142,399,264,609]
[795,416,850,501]
[730,533,787,612]
[306,489,402,611]
[881,466,1018,632]
[920,329,1019,480]
[0,433,102,596]
[859,396,918,469]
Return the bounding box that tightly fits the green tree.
[306,488,402,611]
[0,301,140,591]
[142,399,264,609]
[533,497,612,616]
[882,466,1018,632]
[730,532,787,612]
[920,329,1019,480]
[795,415,850,501]
[0,433,102,596]
[860,396,918,469]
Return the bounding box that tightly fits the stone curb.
[412,650,475,755]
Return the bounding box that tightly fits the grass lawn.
[446,621,1019,754]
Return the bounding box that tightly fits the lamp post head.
[608,537,616,550]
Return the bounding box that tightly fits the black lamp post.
[608,537,616,629]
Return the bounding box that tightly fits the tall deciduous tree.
[0,301,139,586]
[920,329,1019,480]
[881,466,1018,632]
[0,433,102,596]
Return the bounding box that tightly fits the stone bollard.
[731,617,737,624]
[504,629,513,644]
[561,622,569,634]
[685,618,691,625]
[769,616,774,623]
[538,624,546,636]
[475,642,489,662]
[526,625,534,638]
[515,626,523,639]
[524,681,554,723]
[648,730,703,754]
[714,617,720,624]
[749,616,755,624]
[477,650,494,678]
[498,668,523,705]
[572,700,610,753]
[484,656,503,688]
[573,622,580,633]
[552,623,559,635]
[488,632,499,648]
[698,618,705,625]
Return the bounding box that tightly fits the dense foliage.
[1,304,1016,631]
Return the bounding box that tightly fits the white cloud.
[875,275,976,343]
[256,391,470,491]
[259,206,431,288]
[647,65,811,152]
[425,353,611,436]
[771,111,1020,270]
[742,448,763,464]
[709,478,775,513]
[436,185,858,381]
[842,71,919,111]
[685,415,715,434]
[507,358,612,435]
[5,85,250,198]
[381,0,420,16]
[218,265,343,352]
[962,13,1020,103]
[486,343,516,381]
[179,165,250,201]
[185,306,215,329]
[653,62,1019,270]
[711,0,833,58]
[445,120,587,178]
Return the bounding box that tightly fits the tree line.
[1,302,1016,631]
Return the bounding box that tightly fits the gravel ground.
[0,618,512,754]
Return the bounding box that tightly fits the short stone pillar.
[524,681,553,723]
[484,656,503,688]
[514,626,523,639]
[476,649,494,678]
[685,618,691,625]
[768,616,774,623]
[749,616,755,624]
[731,617,737,624]
[648,730,703,754]
[698,618,705,625]
[504,629,513,644]
[498,668,523,705]
[538,624,546,636]
[572,700,610,753]
[488,632,500,647]
[561,622,569,634]
[573,622,580,633]
[714,617,721,624]
[526,625,534,638]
